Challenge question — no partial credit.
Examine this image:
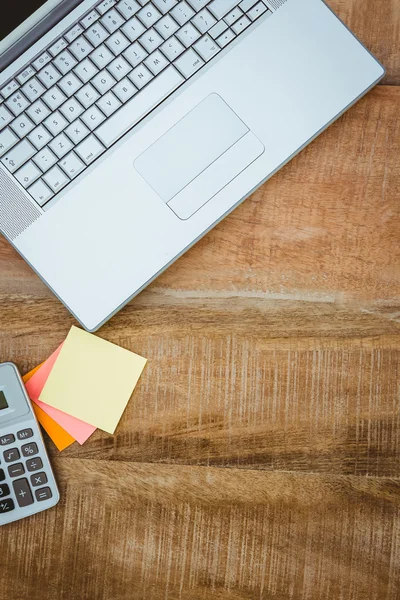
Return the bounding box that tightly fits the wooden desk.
[1,2,399,598]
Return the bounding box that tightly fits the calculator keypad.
[4,448,20,462]
[13,478,34,507]
[8,463,25,477]
[0,498,15,513]
[35,487,52,502]
[0,483,10,497]
[21,442,39,457]
[30,472,48,487]
[26,457,43,472]
[0,434,15,446]
[17,429,33,440]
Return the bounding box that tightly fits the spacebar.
[95,66,184,147]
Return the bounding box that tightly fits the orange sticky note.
[23,365,75,451]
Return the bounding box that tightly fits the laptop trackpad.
[134,93,265,220]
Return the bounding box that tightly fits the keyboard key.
[8,463,25,477]
[161,36,185,60]
[28,125,52,150]
[21,442,39,457]
[0,434,15,446]
[139,28,164,53]
[193,34,220,61]
[0,483,10,497]
[248,2,269,20]
[49,37,68,57]
[70,37,94,60]
[58,73,83,97]
[137,3,162,28]
[97,0,117,14]
[105,30,130,55]
[192,9,217,34]
[92,70,117,94]
[6,91,30,116]
[59,151,85,178]
[123,42,148,67]
[232,16,251,33]
[107,56,131,80]
[28,179,54,206]
[10,114,34,139]
[17,67,35,85]
[176,23,201,47]
[0,105,13,129]
[74,58,99,83]
[186,0,208,9]
[49,133,74,158]
[4,448,20,462]
[81,106,106,130]
[153,0,178,13]
[85,22,109,47]
[116,0,140,19]
[0,128,18,156]
[76,83,100,108]
[208,0,238,20]
[101,8,125,33]
[208,19,228,38]
[65,23,84,43]
[42,86,67,111]
[121,16,146,42]
[96,65,183,146]
[17,429,33,440]
[239,0,257,10]
[32,52,52,71]
[27,99,51,124]
[225,7,243,26]
[1,140,36,173]
[174,48,204,78]
[21,78,46,102]
[81,9,101,28]
[30,472,48,487]
[53,50,78,75]
[75,134,106,164]
[0,498,15,513]
[43,165,69,192]
[26,457,43,472]
[155,14,179,39]
[35,487,53,502]
[97,90,122,114]
[145,50,169,75]
[44,111,68,136]
[37,65,62,88]
[13,478,34,507]
[15,161,42,188]
[65,119,90,144]
[129,64,153,89]
[33,147,58,172]
[216,28,236,47]
[60,98,85,122]
[91,44,115,69]
[1,80,19,99]
[171,2,195,25]
[111,80,136,103]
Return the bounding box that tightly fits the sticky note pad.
[39,326,147,434]
[25,344,96,445]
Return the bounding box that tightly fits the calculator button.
[0,498,15,513]
[17,428,33,440]
[0,483,10,497]
[21,442,39,457]
[4,448,20,462]
[26,457,43,472]
[35,487,52,502]
[0,434,15,446]
[30,472,48,487]
[8,463,25,478]
[0,469,5,481]
[13,478,34,507]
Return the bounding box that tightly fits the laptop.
[0,0,384,331]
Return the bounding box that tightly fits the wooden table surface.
[1,2,399,599]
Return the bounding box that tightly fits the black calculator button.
[0,434,15,446]
[26,457,43,472]
[17,429,33,440]
[8,463,25,478]
[0,498,15,513]
[0,483,10,497]
[3,448,20,463]
[30,472,48,487]
[21,442,38,458]
[13,478,34,507]
[35,487,52,502]
[0,469,5,482]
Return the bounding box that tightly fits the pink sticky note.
[25,344,96,445]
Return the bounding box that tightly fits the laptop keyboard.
[0,0,271,209]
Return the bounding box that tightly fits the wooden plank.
[1,462,399,600]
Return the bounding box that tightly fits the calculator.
[0,362,59,526]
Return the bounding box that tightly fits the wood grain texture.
[0,1,399,599]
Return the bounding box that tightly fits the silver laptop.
[0,0,384,331]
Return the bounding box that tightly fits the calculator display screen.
[0,390,9,410]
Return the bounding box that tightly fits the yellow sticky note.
[39,326,147,434]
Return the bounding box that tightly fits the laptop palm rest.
[134,93,265,220]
